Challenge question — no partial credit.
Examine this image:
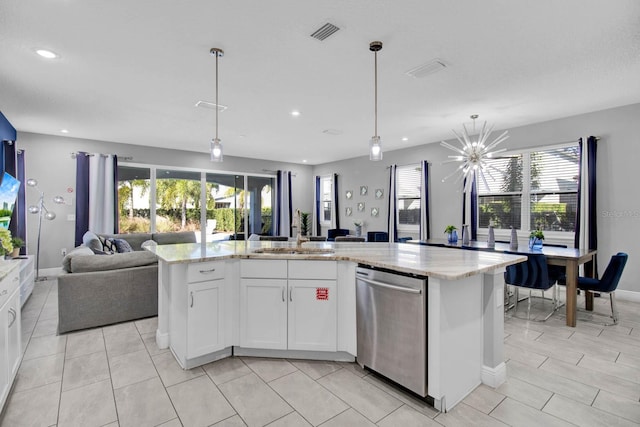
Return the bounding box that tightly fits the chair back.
[505,252,555,291]
[598,252,628,292]
[367,231,389,242]
[335,236,365,242]
[308,236,327,241]
[327,228,349,241]
[259,236,289,241]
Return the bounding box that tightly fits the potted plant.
[0,228,13,259]
[529,230,544,250]
[300,212,310,236]
[444,225,458,243]
[10,237,24,258]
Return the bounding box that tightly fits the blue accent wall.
[0,111,17,142]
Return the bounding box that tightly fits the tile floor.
[2,279,640,426]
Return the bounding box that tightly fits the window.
[478,144,579,234]
[117,166,151,233]
[396,164,421,230]
[117,163,275,241]
[321,175,332,224]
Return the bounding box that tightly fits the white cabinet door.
[240,278,287,350]
[187,280,224,358]
[1,287,20,410]
[288,280,337,352]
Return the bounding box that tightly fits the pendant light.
[369,41,383,161]
[210,47,224,162]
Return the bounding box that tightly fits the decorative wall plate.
[346,190,353,199]
[357,202,365,212]
[371,207,379,217]
[345,207,352,216]
[360,186,368,196]
[375,188,384,199]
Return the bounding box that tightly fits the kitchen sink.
[252,247,335,255]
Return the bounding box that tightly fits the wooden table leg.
[585,290,594,311]
[565,259,578,327]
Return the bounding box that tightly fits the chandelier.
[441,114,509,192]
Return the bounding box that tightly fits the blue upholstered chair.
[335,236,365,242]
[327,228,349,241]
[308,236,327,241]
[505,252,564,321]
[576,252,628,325]
[259,236,289,241]
[367,231,389,242]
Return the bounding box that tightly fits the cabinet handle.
[190,291,194,308]
[199,268,216,274]
[281,287,285,302]
[8,307,16,327]
[289,287,293,302]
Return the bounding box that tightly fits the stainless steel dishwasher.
[356,264,428,397]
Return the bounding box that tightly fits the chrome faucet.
[296,233,309,247]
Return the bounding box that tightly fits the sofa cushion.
[62,246,94,273]
[70,250,158,273]
[101,236,117,253]
[152,231,197,245]
[82,231,104,254]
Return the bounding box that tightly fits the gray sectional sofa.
[57,231,197,334]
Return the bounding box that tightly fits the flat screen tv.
[0,172,20,229]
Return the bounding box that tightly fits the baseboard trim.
[615,290,640,303]
[481,362,506,388]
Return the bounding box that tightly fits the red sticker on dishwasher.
[316,288,329,300]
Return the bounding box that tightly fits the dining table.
[407,239,597,327]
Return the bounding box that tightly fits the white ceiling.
[1,1,639,165]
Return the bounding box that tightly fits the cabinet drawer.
[0,270,20,308]
[187,261,225,283]
[288,260,337,280]
[241,259,287,279]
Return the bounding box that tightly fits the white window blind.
[396,164,421,227]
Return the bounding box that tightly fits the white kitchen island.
[147,241,525,412]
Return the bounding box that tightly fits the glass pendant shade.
[210,138,223,162]
[44,211,56,220]
[28,205,40,214]
[369,136,383,161]
[53,195,65,204]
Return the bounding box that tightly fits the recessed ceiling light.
[302,160,307,163]
[36,49,59,59]
[60,129,69,134]
[402,137,408,141]
[291,110,301,117]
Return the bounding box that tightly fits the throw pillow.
[102,236,118,253]
[113,238,133,253]
[82,231,104,254]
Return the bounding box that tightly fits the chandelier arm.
[450,129,471,150]
[441,164,465,182]
[479,170,490,192]
[485,148,508,158]
[477,121,490,145]
[440,141,466,155]
[485,163,507,177]
[483,131,510,152]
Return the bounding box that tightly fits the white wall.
[17,132,314,269]
[313,103,640,292]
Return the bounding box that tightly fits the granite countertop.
[146,241,526,280]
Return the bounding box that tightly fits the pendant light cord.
[374,50,378,138]
[215,52,219,140]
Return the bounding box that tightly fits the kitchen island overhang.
[147,241,525,412]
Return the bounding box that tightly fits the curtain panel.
[574,136,598,276]
[275,170,292,237]
[419,160,431,240]
[387,164,398,242]
[74,152,118,246]
[313,176,321,236]
[462,176,478,240]
[332,173,339,229]
[16,150,26,254]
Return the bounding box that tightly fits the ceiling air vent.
[310,23,340,41]
[195,100,228,112]
[405,59,447,78]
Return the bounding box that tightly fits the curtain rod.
[262,169,297,177]
[70,152,133,161]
